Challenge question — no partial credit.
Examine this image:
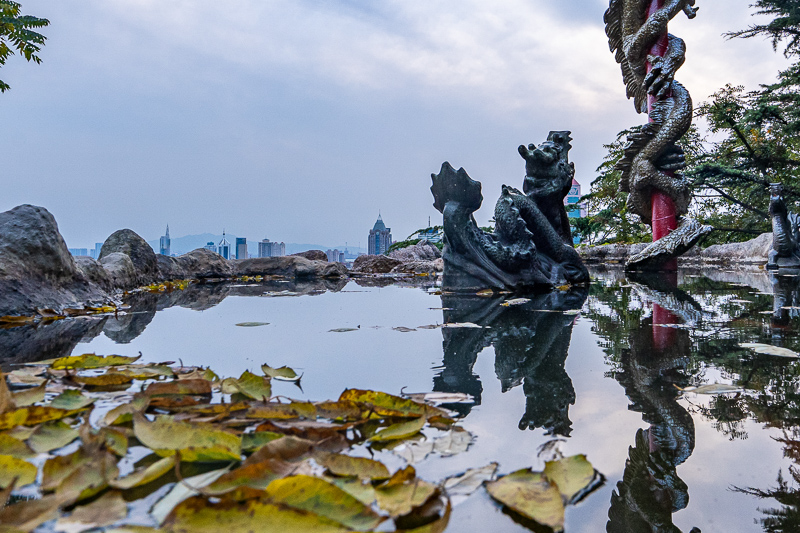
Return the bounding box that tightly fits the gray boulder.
[698,232,772,265]
[234,256,347,278]
[351,255,403,274]
[389,241,441,262]
[390,258,444,275]
[291,250,328,262]
[99,229,159,285]
[157,254,188,281]
[74,256,113,292]
[99,252,139,290]
[175,248,233,279]
[0,205,108,316]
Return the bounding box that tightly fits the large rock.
[391,258,444,275]
[233,256,347,278]
[291,250,328,262]
[157,254,188,281]
[99,229,159,285]
[99,252,139,290]
[351,255,403,274]
[175,248,233,279]
[0,205,109,315]
[698,232,772,265]
[74,256,113,292]
[388,241,442,262]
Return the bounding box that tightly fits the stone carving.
[604,0,711,269]
[431,131,589,291]
[768,183,800,270]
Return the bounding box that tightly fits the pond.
[3,267,800,532]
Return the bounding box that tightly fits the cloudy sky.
[0,0,789,250]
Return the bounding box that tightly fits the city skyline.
[1,1,788,249]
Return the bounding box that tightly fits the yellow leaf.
[133,414,241,462]
[144,379,212,397]
[485,469,565,531]
[220,371,272,400]
[12,383,45,407]
[110,455,176,490]
[543,454,596,502]
[0,455,37,488]
[261,364,301,382]
[163,496,353,533]
[265,475,384,531]
[315,451,390,480]
[72,373,134,388]
[0,434,34,458]
[247,402,316,420]
[28,421,79,453]
[0,406,80,431]
[339,389,444,419]
[51,354,141,370]
[368,416,425,443]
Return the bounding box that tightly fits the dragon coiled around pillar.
[604,0,698,224]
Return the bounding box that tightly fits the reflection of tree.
[438,288,587,434]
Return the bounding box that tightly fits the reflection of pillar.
[608,312,696,531]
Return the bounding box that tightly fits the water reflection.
[437,288,588,434]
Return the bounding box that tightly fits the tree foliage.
[0,0,49,92]
[725,0,800,57]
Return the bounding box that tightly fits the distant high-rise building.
[92,243,103,260]
[368,214,392,255]
[217,231,231,259]
[68,248,89,257]
[204,241,216,253]
[159,225,171,256]
[258,239,285,257]
[326,249,345,263]
[235,237,247,259]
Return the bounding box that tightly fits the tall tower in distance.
[235,237,247,259]
[217,231,231,260]
[159,225,171,256]
[368,214,392,255]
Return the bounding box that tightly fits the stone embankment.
[579,232,773,267]
[351,241,443,275]
[0,205,348,317]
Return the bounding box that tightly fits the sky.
[0,0,790,250]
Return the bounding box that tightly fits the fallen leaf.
[543,454,596,502]
[500,298,530,307]
[0,494,60,531]
[12,383,46,407]
[220,371,272,400]
[315,451,390,480]
[247,402,316,420]
[150,468,230,525]
[441,322,486,329]
[49,390,95,410]
[163,496,353,533]
[339,389,444,419]
[28,420,79,453]
[51,354,141,370]
[329,328,359,333]
[264,475,384,531]
[401,392,474,405]
[56,490,127,530]
[204,458,296,493]
[369,417,426,443]
[262,364,301,382]
[485,468,564,531]
[145,379,212,397]
[476,289,494,296]
[0,454,37,487]
[242,431,283,451]
[0,406,81,431]
[235,322,270,327]
[110,455,176,490]
[393,327,417,332]
[71,373,135,388]
[133,414,242,462]
[0,434,34,458]
[376,467,437,517]
[739,342,799,358]
[0,372,15,414]
[432,428,473,456]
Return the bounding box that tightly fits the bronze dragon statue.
[605,0,711,270]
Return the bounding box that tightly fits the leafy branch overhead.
[0,0,49,92]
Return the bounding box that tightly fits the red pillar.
[647,0,678,271]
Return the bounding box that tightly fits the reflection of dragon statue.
[768,183,800,270]
[605,0,711,270]
[431,132,589,291]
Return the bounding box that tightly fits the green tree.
[0,0,49,92]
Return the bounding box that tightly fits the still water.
[4,268,800,532]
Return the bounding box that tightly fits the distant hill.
[147,234,364,257]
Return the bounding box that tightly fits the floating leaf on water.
[0,434,34,459]
[375,466,438,517]
[393,327,417,332]
[220,371,272,401]
[0,494,60,531]
[0,454,39,488]
[315,451,390,480]
[72,373,135,388]
[204,458,296,493]
[500,298,530,307]
[368,417,426,443]
[0,315,35,326]
[56,489,128,530]
[476,289,494,297]
[242,431,283,451]
[145,379,212,397]
[163,495,353,533]
[110,455,176,490]
[0,406,81,431]
[12,383,46,407]
[339,389,445,419]
[417,324,442,330]
[150,468,230,526]
[329,327,359,333]
[28,420,79,454]
[485,468,565,531]
[247,402,316,420]
[326,477,378,507]
[564,310,581,316]
[739,342,800,358]
[393,439,434,464]
[0,372,14,414]
[235,322,270,327]
[443,463,498,504]
[6,368,47,387]
[264,475,385,531]
[442,322,486,329]
[262,364,301,382]
[133,414,242,462]
[49,390,95,410]
[543,454,597,503]
[51,354,141,370]
[432,428,473,456]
